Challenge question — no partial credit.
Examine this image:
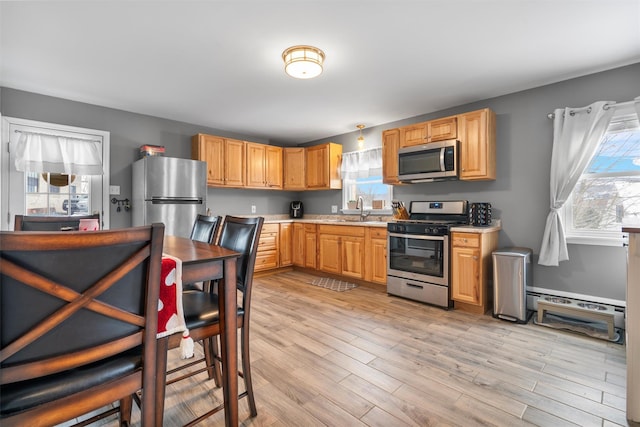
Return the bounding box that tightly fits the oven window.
[388,235,444,278]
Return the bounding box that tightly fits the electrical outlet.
[109,185,120,195]
[331,205,338,213]
[251,205,256,214]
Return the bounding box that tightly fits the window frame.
[1,116,110,230]
[563,107,640,246]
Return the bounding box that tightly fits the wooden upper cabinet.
[265,145,283,189]
[305,142,342,190]
[458,108,496,181]
[192,134,244,187]
[246,142,283,189]
[399,116,457,147]
[382,128,401,185]
[224,139,246,187]
[428,116,457,142]
[283,147,306,190]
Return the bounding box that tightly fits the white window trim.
[1,116,110,230]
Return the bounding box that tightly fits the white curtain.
[538,101,614,266]
[340,147,382,179]
[14,131,104,175]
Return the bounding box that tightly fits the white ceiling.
[1,1,639,145]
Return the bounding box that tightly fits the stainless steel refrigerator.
[132,156,207,238]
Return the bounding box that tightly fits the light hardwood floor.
[75,270,636,427]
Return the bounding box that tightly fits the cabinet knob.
[473,256,478,260]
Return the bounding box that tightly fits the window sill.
[566,234,628,247]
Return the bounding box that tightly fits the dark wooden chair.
[14,213,101,231]
[183,214,223,292]
[190,214,222,245]
[163,215,264,423]
[0,224,164,427]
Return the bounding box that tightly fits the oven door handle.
[388,232,446,242]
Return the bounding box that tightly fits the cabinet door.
[265,145,283,188]
[319,233,341,274]
[279,222,293,267]
[245,142,266,188]
[192,134,225,186]
[382,129,401,185]
[304,228,317,269]
[292,223,305,266]
[459,108,496,181]
[284,147,306,190]
[451,245,481,305]
[399,123,427,147]
[305,143,342,190]
[306,144,328,188]
[370,236,387,284]
[225,139,246,187]
[341,236,365,279]
[427,116,457,142]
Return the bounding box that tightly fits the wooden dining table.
[158,235,241,427]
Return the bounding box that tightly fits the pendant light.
[356,124,365,149]
[282,45,325,79]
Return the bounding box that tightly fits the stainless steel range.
[387,200,469,308]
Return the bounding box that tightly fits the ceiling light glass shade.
[282,45,325,79]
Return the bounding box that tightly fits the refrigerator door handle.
[150,197,203,205]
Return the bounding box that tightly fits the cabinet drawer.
[318,225,365,237]
[368,228,387,239]
[258,233,277,250]
[262,223,279,233]
[452,233,480,248]
[255,250,278,271]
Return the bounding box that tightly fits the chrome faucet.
[356,196,370,221]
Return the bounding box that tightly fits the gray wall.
[2,62,638,302]
[0,88,302,229]
[301,62,640,302]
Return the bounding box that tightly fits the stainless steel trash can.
[492,247,532,323]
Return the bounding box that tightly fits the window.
[564,106,640,245]
[1,117,110,230]
[340,148,393,213]
[25,172,91,216]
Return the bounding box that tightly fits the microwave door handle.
[440,148,446,172]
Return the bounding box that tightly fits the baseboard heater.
[527,291,625,330]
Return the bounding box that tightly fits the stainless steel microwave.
[398,139,459,183]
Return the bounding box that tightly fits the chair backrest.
[0,224,164,415]
[217,216,264,310]
[14,213,101,231]
[190,214,222,244]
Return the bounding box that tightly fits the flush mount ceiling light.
[356,124,365,149]
[282,45,325,79]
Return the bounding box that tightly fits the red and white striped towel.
[158,254,194,358]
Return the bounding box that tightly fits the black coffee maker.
[290,201,304,218]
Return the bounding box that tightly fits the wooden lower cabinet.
[292,223,305,267]
[304,225,317,269]
[266,222,386,285]
[451,231,499,314]
[365,228,387,284]
[279,222,293,267]
[255,223,279,272]
[318,225,365,280]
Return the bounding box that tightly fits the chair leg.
[202,337,219,383]
[119,396,133,427]
[207,336,223,388]
[241,325,257,417]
